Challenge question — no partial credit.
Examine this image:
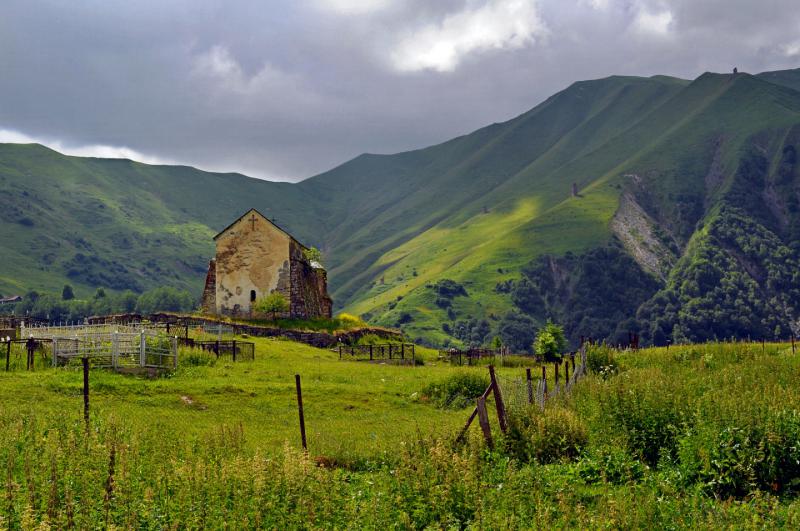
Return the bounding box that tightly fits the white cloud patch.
[0,129,173,165]
[781,40,800,57]
[314,0,394,14]
[632,8,674,37]
[391,0,547,73]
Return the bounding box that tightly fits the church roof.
[213,208,307,246]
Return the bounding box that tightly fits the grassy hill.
[2,68,800,347]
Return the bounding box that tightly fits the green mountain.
[2,68,800,348]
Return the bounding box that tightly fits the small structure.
[0,296,22,305]
[201,209,332,319]
[571,183,579,197]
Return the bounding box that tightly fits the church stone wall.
[288,240,333,319]
[214,215,291,317]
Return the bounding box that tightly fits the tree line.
[0,285,196,322]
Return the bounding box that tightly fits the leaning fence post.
[487,365,508,433]
[526,368,533,404]
[82,357,90,429]
[295,374,307,451]
[476,396,493,448]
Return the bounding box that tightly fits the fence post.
[112,332,118,370]
[554,361,559,391]
[571,353,576,374]
[52,338,58,367]
[233,340,237,362]
[172,337,178,370]
[82,357,90,429]
[139,331,146,367]
[369,345,373,361]
[541,365,547,400]
[793,334,797,355]
[401,343,405,360]
[564,359,570,384]
[6,339,11,371]
[338,345,342,360]
[295,374,307,451]
[476,396,493,448]
[26,338,34,371]
[487,365,508,433]
[526,368,533,404]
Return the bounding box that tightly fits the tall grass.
[2,341,800,527]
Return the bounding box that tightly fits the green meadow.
[2,338,800,528]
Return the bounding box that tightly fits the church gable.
[201,209,332,320]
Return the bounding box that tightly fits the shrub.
[181,350,217,367]
[596,368,689,465]
[585,344,617,375]
[421,372,489,409]
[507,406,588,463]
[253,292,289,319]
[533,321,567,361]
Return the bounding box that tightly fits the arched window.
[250,290,256,302]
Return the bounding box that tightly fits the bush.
[533,321,567,361]
[421,372,489,409]
[585,344,617,375]
[595,368,690,465]
[253,292,289,319]
[506,406,588,463]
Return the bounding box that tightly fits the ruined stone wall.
[215,215,291,317]
[200,259,216,313]
[289,241,333,319]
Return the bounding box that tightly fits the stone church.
[200,209,332,319]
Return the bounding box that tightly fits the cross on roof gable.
[213,208,309,250]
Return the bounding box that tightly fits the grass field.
[2,338,800,528]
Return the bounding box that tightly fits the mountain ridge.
[2,67,800,347]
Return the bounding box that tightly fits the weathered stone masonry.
[200,209,332,319]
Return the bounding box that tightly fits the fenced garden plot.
[22,323,178,370]
[440,347,509,366]
[182,339,255,362]
[338,343,416,363]
[1,338,53,371]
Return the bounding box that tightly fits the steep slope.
[2,68,800,348]
[0,144,325,296]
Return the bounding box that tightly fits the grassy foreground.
[1,340,800,528]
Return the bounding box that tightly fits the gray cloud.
[1,0,799,181]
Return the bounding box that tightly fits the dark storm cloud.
[1,0,799,181]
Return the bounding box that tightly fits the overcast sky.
[1,0,799,181]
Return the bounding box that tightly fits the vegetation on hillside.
[1,286,195,320]
[4,70,800,348]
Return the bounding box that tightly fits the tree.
[62,284,75,300]
[533,321,567,361]
[303,247,323,266]
[135,287,194,314]
[254,292,289,320]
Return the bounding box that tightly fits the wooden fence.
[439,347,510,366]
[181,339,255,362]
[456,346,588,446]
[338,343,416,363]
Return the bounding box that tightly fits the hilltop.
[2,68,800,347]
